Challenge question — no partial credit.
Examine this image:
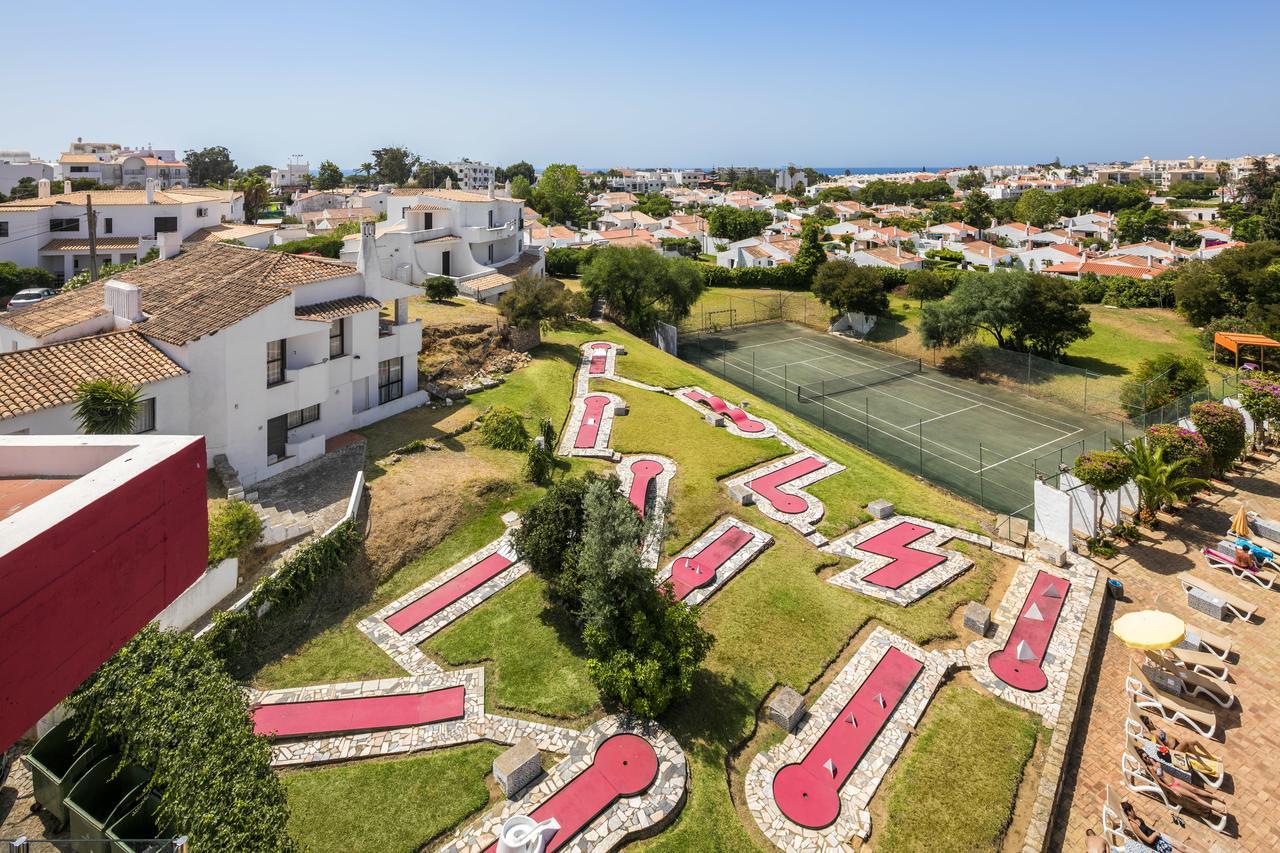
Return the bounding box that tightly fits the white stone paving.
[822,514,989,606]
[745,627,953,850]
[654,516,773,605]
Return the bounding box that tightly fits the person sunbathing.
[1137,752,1228,813]
[1234,545,1259,573]
[1120,800,1179,852]
[1137,715,1216,763]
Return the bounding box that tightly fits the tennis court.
[681,322,1112,518]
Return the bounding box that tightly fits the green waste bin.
[108,791,171,853]
[64,757,151,853]
[22,718,104,827]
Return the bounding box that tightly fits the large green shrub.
[207,500,261,565]
[1119,353,1208,415]
[423,276,458,301]
[479,406,530,451]
[1073,450,1133,533]
[1145,423,1212,478]
[1189,400,1247,475]
[1237,372,1280,446]
[67,626,294,852]
[1072,273,1107,304]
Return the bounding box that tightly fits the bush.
[1073,450,1134,494]
[479,406,530,451]
[1237,372,1280,445]
[207,499,261,565]
[268,234,345,258]
[524,442,554,485]
[1119,353,1208,414]
[424,276,457,301]
[1145,423,1213,478]
[1189,400,1247,475]
[0,261,56,299]
[545,246,591,277]
[1101,275,1175,308]
[1072,273,1108,304]
[510,473,598,606]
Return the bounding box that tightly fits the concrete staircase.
[248,496,314,546]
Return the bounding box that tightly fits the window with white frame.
[378,357,403,404]
[329,319,345,358]
[134,398,156,433]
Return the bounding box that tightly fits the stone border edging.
[654,516,773,605]
[822,515,982,606]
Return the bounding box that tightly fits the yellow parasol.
[1112,610,1186,650]
[1230,505,1251,538]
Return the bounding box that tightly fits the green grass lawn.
[1063,306,1204,376]
[284,743,501,853]
[878,685,1041,852]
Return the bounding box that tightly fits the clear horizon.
[2,0,1277,172]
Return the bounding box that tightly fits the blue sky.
[3,0,1277,171]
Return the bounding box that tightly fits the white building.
[345,186,544,304]
[270,161,311,192]
[57,141,188,189]
[0,180,243,283]
[0,234,426,486]
[0,150,55,195]
[448,159,497,191]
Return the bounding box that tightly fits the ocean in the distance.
[813,166,946,175]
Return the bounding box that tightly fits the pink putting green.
[385,552,515,634]
[857,522,947,590]
[987,570,1070,692]
[747,456,826,515]
[481,734,658,853]
[626,459,664,516]
[682,390,765,433]
[667,525,754,601]
[252,686,466,738]
[772,647,922,830]
[588,342,612,375]
[574,395,611,449]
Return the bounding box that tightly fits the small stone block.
[1037,541,1067,567]
[767,686,806,732]
[493,738,541,798]
[501,511,521,527]
[866,499,895,520]
[962,601,991,636]
[704,411,725,427]
[728,483,755,506]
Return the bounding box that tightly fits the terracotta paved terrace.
[1054,456,1280,853]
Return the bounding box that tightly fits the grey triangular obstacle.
[1043,584,1062,599]
[847,711,857,727]
[1025,602,1044,621]
[874,693,886,709]
[1016,640,1035,661]
[823,758,836,777]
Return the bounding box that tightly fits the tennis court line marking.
[779,357,948,417]
[976,429,1087,473]
[918,404,982,426]
[719,335,814,351]
[778,337,1081,436]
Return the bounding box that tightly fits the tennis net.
[795,358,922,403]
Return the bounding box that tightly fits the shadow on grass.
[660,666,760,767]
[1061,353,1129,377]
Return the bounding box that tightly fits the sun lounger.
[1204,543,1278,590]
[1125,700,1225,789]
[1165,646,1230,681]
[1126,665,1217,738]
[1180,574,1260,622]
[1246,511,1280,545]
[1143,653,1236,709]
[1181,622,1233,661]
[1121,741,1228,833]
[1101,785,1134,851]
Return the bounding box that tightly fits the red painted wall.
[0,438,208,749]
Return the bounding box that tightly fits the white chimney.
[145,178,156,204]
[104,280,144,324]
[37,178,50,198]
[487,183,495,200]
[63,180,72,194]
[445,176,453,190]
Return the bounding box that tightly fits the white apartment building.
[0,233,425,486]
[0,180,242,282]
[448,159,497,191]
[57,141,188,189]
[346,186,544,304]
[270,161,311,191]
[0,150,55,195]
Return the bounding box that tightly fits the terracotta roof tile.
[41,237,142,252]
[0,331,185,422]
[295,296,382,322]
[183,223,277,244]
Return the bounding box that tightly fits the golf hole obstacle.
[680,388,768,434]
[746,629,951,847]
[655,517,772,605]
[987,570,1071,693]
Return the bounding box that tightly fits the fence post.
[918,419,924,474]
[979,444,985,507]
[821,381,826,429]
[865,398,870,447]
[784,363,789,412]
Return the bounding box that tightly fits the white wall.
[155,557,238,631]
[1034,478,1073,547]
[1,373,190,436]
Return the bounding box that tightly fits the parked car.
[5,288,58,310]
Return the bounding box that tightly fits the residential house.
[589,192,638,213]
[287,190,351,218]
[595,210,659,232]
[715,235,800,268]
[302,207,377,233]
[1027,227,1075,246]
[270,162,311,192]
[1061,212,1115,242]
[0,235,426,486]
[1014,242,1082,272]
[986,222,1041,247]
[1041,257,1166,280]
[925,221,980,242]
[1194,225,1232,244]
[57,142,188,189]
[183,222,279,249]
[0,179,241,283]
[850,245,924,270]
[960,241,1014,269]
[1193,240,1246,260]
[525,222,584,249]
[353,189,390,217]
[0,149,55,195]
[448,159,497,191]
[1103,241,1190,265]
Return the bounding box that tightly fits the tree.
[504,161,536,185]
[1190,400,1247,472]
[1072,450,1134,534]
[511,473,598,606]
[1237,157,1279,212]
[424,275,458,302]
[793,223,827,280]
[961,189,995,229]
[1236,372,1280,448]
[414,160,458,189]
[235,174,271,223]
[919,271,1091,356]
[1117,207,1171,244]
[510,175,532,199]
[1055,183,1149,215]
[1167,180,1217,201]
[183,146,237,186]
[812,261,888,317]
[580,246,705,334]
[1119,353,1208,415]
[1012,188,1060,229]
[371,146,420,186]
[1172,261,1233,325]
[498,273,579,345]
[359,161,376,185]
[705,205,772,241]
[243,164,273,180]
[1261,188,1280,242]
[314,160,343,191]
[956,171,986,191]
[635,192,673,219]
[816,186,855,202]
[73,378,140,434]
[530,163,592,226]
[0,261,56,300]
[905,269,951,306]
[1115,436,1208,523]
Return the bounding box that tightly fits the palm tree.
[73,378,140,434]
[360,161,376,185]
[1115,436,1209,524]
[234,174,270,223]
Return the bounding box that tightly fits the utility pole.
[86,194,100,282]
